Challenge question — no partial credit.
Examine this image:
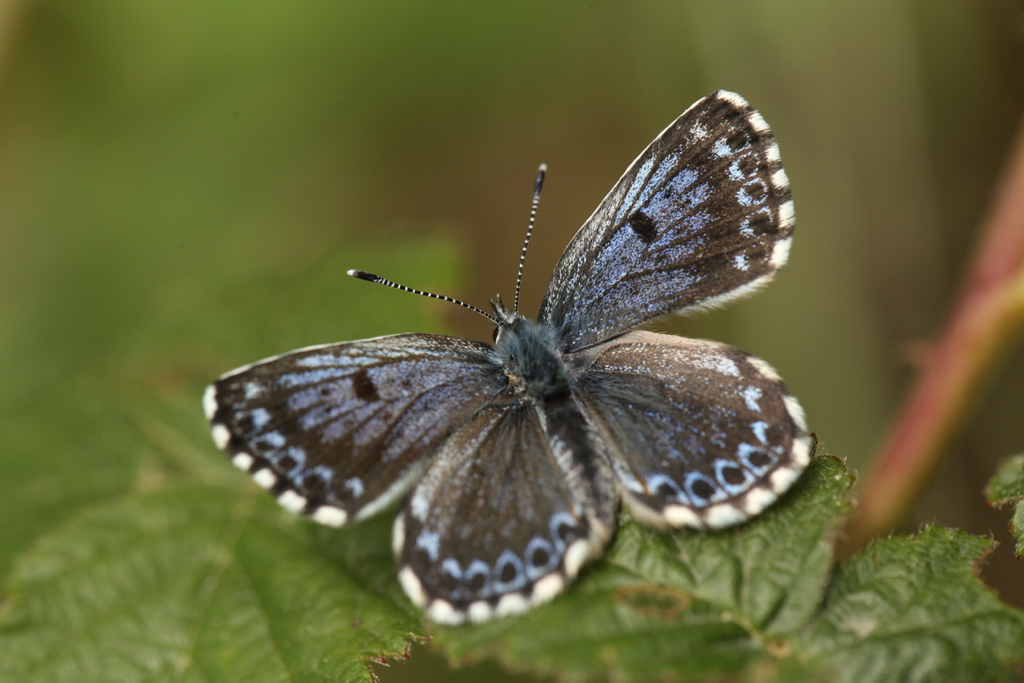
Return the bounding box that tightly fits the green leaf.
[432,454,853,682]
[798,526,1024,682]
[9,419,851,682]
[0,389,140,580]
[0,486,420,683]
[0,237,459,682]
[986,454,1024,556]
[6,419,1024,682]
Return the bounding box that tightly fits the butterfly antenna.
[347,269,500,325]
[513,163,547,314]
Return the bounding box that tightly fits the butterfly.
[204,90,810,625]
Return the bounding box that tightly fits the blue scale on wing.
[540,92,792,352]
[399,400,594,613]
[572,331,807,525]
[209,334,506,518]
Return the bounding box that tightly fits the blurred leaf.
[987,454,1024,556]
[0,236,463,564]
[798,527,1024,682]
[0,486,420,682]
[0,237,461,682]
[0,389,140,579]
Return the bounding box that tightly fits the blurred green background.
[1,1,1022,680]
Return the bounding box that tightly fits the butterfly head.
[489,294,521,336]
[491,298,570,400]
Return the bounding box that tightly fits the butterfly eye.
[492,326,501,343]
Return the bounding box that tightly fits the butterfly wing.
[572,330,811,529]
[396,396,616,624]
[540,90,795,351]
[204,333,506,525]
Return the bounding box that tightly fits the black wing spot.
[745,182,768,203]
[747,450,772,469]
[552,517,576,544]
[467,571,487,592]
[721,466,746,486]
[439,566,459,593]
[655,481,679,499]
[628,212,658,244]
[690,478,715,500]
[236,413,255,432]
[748,213,772,235]
[352,368,380,402]
[300,473,328,499]
[727,127,761,150]
[737,155,758,176]
[500,561,518,584]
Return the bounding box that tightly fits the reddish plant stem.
[841,113,1024,555]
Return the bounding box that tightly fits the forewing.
[573,331,811,529]
[204,333,506,526]
[540,91,795,351]
[396,399,612,624]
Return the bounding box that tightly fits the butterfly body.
[205,91,811,624]
[492,310,571,399]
